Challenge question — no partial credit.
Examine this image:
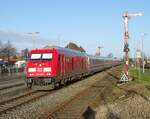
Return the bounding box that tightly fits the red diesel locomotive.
[26,46,119,89]
[26,46,88,88]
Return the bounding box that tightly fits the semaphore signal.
[120,11,143,82]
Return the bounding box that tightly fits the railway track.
[0,78,24,85]
[0,82,25,91]
[44,66,121,119]
[0,65,122,118]
[0,90,51,115]
[45,79,107,119]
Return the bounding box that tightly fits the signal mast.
[120,11,143,82]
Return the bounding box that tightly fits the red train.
[26,46,120,89]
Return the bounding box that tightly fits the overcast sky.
[0,0,149,58]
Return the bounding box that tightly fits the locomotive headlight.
[44,67,51,72]
[28,68,36,72]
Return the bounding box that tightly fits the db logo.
[37,68,42,72]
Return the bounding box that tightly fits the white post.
[142,36,144,73]
[141,33,147,73]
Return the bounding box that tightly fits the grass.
[108,67,150,104]
[129,67,150,81]
[129,67,150,92]
[107,85,126,103]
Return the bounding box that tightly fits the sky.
[0,0,149,58]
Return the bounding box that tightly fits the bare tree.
[21,48,29,60]
[0,40,17,61]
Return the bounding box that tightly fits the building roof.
[65,42,86,52]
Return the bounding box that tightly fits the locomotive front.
[26,49,57,88]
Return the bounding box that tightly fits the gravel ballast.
[0,70,109,119]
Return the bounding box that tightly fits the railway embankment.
[95,67,150,119]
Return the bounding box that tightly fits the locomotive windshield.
[30,53,53,62]
[42,53,53,61]
[30,54,41,62]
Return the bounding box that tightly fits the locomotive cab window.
[42,53,53,62]
[30,53,53,62]
[30,54,41,62]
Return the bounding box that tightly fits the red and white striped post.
[120,11,143,82]
[124,12,130,77]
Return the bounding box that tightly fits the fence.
[0,65,25,74]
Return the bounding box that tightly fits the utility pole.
[120,11,143,82]
[28,32,40,49]
[96,46,103,56]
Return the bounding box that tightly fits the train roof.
[32,46,119,60]
[43,45,87,57]
[87,54,116,61]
